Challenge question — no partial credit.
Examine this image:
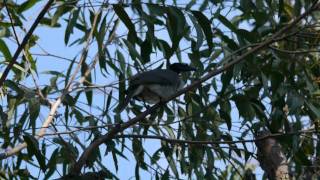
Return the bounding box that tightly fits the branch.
[0,0,54,87]
[70,3,320,175]
[113,129,318,145]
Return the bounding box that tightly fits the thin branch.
[70,3,320,175]
[113,129,318,145]
[269,46,320,54]
[0,0,55,87]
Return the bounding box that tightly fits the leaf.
[0,39,12,60]
[123,38,142,63]
[188,13,204,51]
[81,62,92,106]
[105,90,113,112]
[219,110,231,131]
[232,94,255,121]
[218,14,237,32]
[28,98,40,131]
[166,7,186,51]
[39,18,61,27]
[23,134,46,172]
[140,38,152,64]
[162,144,179,179]
[113,4,137,44]
[51,1,77,26]
[42,70,65,77]
[191,11,214,50]
[286,92,304,114]
[132,138,147,170]
[45,148,58,179]
[215,29,238,50]
[65,9,80,45]
[73,108,85,124]
[17,0,40,13]
[65,57,76,87]
[116,50,126,72]
[161,169,169,180]
[305,102,320,118]
[157,39,173,60]
[4,80,24,95]
[97,14,107,73]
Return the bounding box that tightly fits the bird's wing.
[117,85,144,112]
[130,69,179,86]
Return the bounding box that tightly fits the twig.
[70,3,320,175]
[114,129,318,145]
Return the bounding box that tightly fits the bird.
[118,63,196,112]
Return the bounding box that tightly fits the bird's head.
[169,63,196,74]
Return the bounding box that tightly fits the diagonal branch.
[70,2,320,175]
[0,0,54,87]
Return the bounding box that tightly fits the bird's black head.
[169,63,196,74]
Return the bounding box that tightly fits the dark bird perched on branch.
[118,63,196,112]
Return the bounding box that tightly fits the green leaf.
[161,168,169,180]
[39,18,61,28]
[218,14,237,32]
[113,4,137,44]
[65,57,77,87]
[81,62,92,106]
[191,11,214,50]
[305,102,320,118]
[162,144,179,179]
[18,0,40,13]
[97,14,107,73]
[286,92,304,114]
[0,39,12,61]
[28,98,40,131]
[166,7,186,51]
[65,9,80,45]
[4,80,24,95]
[123,39,142,63]
[23,134,46,172]
[105,90,113,112]
[219,110,231,131]
[52,2,76,26]
[132,138,147,170]
[157,39,173,60]
[188,13,204,51]
[45,148,58,179]
[215,29,239,50]
[232,94,255,121]
[73,108,85,124]
[116,50,126,72]
[140,38,152,64]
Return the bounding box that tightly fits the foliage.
[0,0,319,179]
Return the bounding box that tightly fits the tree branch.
[70,3,320,175]
[113,129,318,145]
